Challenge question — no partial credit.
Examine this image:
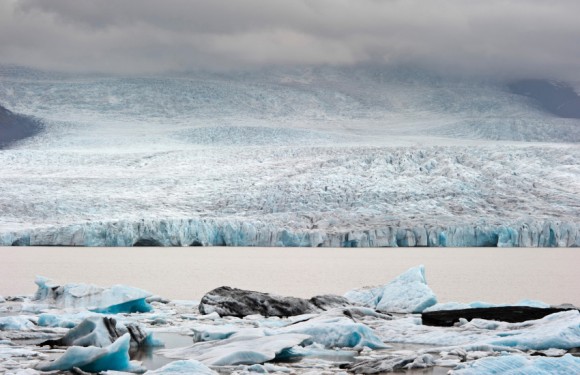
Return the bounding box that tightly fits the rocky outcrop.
[199,286,350,317]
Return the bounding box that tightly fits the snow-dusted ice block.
[160,331,310,366]
[36,334,141,372]
[33,276,152,313]
[344,265,437,313]
[449,353,580,375]
[145,359,217,374]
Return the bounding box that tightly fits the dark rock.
[421,306,578,327]
[199,286,353,318]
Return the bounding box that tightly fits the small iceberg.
[160,331,310,366]
[344,265,437,313]
[33,276,152,313]
[36,333,142,372]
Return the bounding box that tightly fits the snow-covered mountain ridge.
[0,66,578,246]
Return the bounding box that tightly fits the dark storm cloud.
[1,0,579,79]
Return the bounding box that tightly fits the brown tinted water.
[0,247,578,306]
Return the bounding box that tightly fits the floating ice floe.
[0,316,35,331]
[449,353,580,374]
[144,359,217,374]
[274,315,388,350]
[344,265,437,313]
[36,333,143,372]
[160,331,310,366]
[33,276,152,313]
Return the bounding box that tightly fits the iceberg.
[33,276,152,313]
[36,333,142,372]
[144,359,217,375]
[344,265,437,313]
[275,316,388,350]
[449,353,580,374]
[160,331,310,366]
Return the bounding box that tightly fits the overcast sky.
[1,0,579,79]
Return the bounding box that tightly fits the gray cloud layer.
[1,0,579,79]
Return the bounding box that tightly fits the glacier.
[0,65,578,247]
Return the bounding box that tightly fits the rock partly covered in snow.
[449,353,580,374]
[422,306,578,327]
[33,276,152,313]
[199,286,350,317]
[344,265,437,313]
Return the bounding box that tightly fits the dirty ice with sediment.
[0,65,579,247]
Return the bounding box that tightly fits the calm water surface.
[0,247,578,306]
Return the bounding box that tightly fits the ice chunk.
[449,353,580,374]
[160,331,310,366]
[33,276,152,313]
[38,311,99,328]
[344,265,437,313]
[0,296,5,303]
[275,316,389,349]
[144,359,217,374]
[36,333,142,372]
[0,316,35,331]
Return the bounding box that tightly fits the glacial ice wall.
[1,217,578,247]
[0,66,579,246]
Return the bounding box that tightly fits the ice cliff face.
[0,65,578,247]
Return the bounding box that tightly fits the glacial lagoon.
[1,246,579,306]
